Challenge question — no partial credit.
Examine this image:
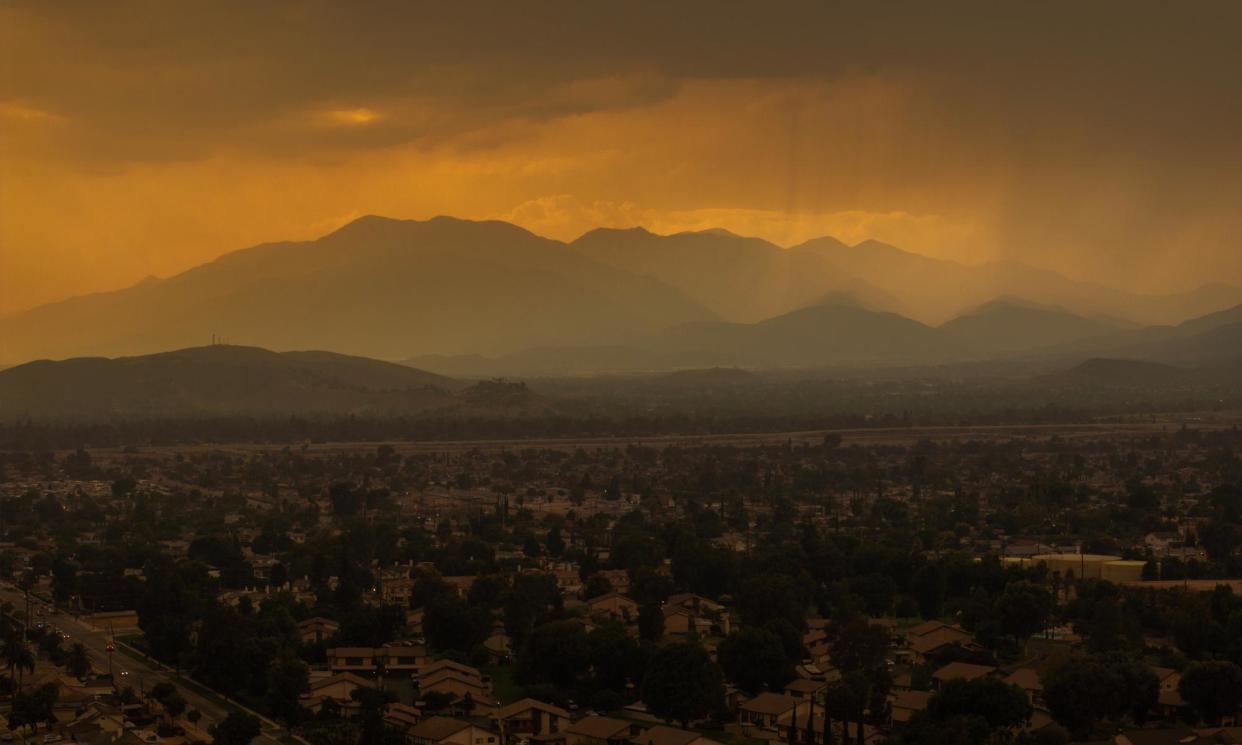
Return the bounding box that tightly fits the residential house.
[739,692,799,730]
[300,672,376,715]
[631,726,721,745]
[483,633,512,665]
[1152,667,1186,719]
[662,594,732,637]
[904,621,977,665]
[596,569,630,594]
[379,644,427,672]
[419,660,490,685]
[565,716,641,745]
[419,669,494,703]
[297,617,340,645]
[1114,727,1199,745]
[889,690,932,728]
[328,647,377,675]
[779,706,882,745]
[443,576,479,598]
[492,698,572,744]
[784,678,827,700]
[382,574,416,606]
[1003,668,1043,704]
[404,716,499,745]
[586,593,639,623]
[803,630,831,667]
[326,644,429,677]
[385,703,424,731]
[931,662,997,689]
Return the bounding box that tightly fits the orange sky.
[3,2,1241,316]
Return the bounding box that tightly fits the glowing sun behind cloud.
[325,108,381,125]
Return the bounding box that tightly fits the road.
[0,583,293,745]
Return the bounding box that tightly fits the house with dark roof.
[1002,667,1043,704]
[739,692,799,730]
[385,703,424,731]
[784,678,828,700]
[404,716,498,745]
[931,662,997,689]
[492,698,572,744]
[300,672,376,715]
[565,716,641,745]
[586,592,639,623]
[631,725,721,745]
[889,690,932,727]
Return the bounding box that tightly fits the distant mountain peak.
[676,227,744,239]
[575,225,652,241]
[963,296,1071,316]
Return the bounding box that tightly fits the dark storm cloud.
[6,1,1240,161]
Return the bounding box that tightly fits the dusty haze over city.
[8,7,1242,745]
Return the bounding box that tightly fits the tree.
[516,621,591,689]
[1042,653,1157,737]
[1179,660,1242,725]
[1080,597,1141,654]
[583,574,614,600]
[825,619,892,743]
[587,623,642,693]
[66,642,91,679]
[736,574,807,637]
[269,562,290,589]
[830,620,888,676]
[504,573,562,643]
[9,683,58,734]
[925,677,1032,729]
[425,596,491,654]
[33,683,57,731]
[2,630,34,689]
[546,526,565,557]
[638,602,665,642]
[163,693,188,722]
[138,558,210,668]
[329,481,361,516]
[192,602,251,696]
[993,581,1053,653]
[911,563,946,620]
[641,642,725,729]
[149,682,176,702]
[267,649,310,725]
[717,627,794,695]
[213,711,261,745]
[1201,521,1241,563]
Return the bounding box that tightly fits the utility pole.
[107,623,116,687]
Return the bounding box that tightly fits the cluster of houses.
[0,670,207,745]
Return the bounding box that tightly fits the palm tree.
[3,630,35,691]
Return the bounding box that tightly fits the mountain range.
[408,297,1242,377]
[1,215,1238,371]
